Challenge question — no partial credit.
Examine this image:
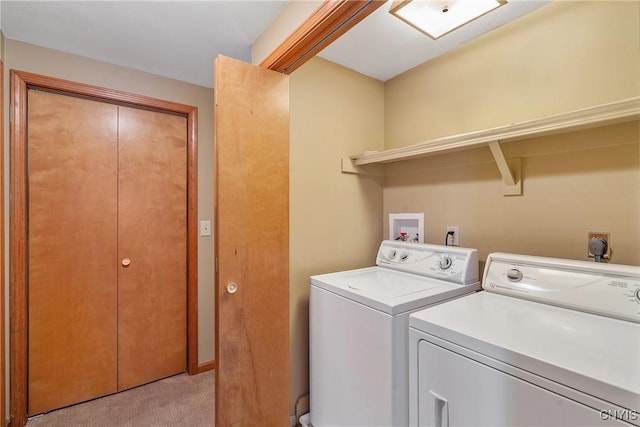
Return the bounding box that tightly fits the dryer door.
[416,340,631,427]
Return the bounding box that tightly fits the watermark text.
[599,409,639,422]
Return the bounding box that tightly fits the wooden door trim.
[9,70,199,427]
[259,0,386,74]
[196,360,216,374]
[0,60,5,427]
[10,70,28,427]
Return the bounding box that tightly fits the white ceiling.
[0,0,288,88]
[0,0,550,88]
[319,0,550,81]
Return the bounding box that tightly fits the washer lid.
[311,266,479,315]
[409,292,640,411]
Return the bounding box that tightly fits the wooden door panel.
[214,55,290,426]
[28,90,118,415]
[117,106,187,391]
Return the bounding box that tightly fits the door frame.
[9,70,199,427]
[259,0,386,74]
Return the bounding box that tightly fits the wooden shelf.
[342,96,640,196]
[347,97,640,166]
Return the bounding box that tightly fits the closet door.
[28,90,119,415]
[116,106,187,390]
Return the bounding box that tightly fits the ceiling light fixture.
[389,0,507,40]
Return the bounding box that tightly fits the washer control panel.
[376,240,479,285]
[484,253,640,323]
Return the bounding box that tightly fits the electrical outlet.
[588,231,610,259]
[446,225,460,246]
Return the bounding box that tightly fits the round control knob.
[507,268,524,282]
[635,288,640,303]
[399,252,409,262]
[439,256,452,270]
[388,249,397,260]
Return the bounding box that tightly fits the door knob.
[121,258,131,267]
[226,282,238,294]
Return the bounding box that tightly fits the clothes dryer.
[409,253,640,427]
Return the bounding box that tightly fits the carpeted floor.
[26,371,214,427]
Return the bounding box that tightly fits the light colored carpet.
[26,371,214,427]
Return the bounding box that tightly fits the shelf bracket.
[341,157,384,176]
[488,141,522,196]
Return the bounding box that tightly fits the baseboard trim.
[195,360,215,374]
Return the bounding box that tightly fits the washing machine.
[309,240,480,427]
[409,252,640,427]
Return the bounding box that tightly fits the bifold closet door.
[116,106,187,391]
[28,92,187,415]
[28,90,119,415]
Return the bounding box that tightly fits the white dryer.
[309,240,480,427]
[409,253,640,427]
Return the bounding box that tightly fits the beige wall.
[289,56,384,413]
[385,1,640,148]
[2,40,216,366]
[383,122,640,265]
[383,1,640,266]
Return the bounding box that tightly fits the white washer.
[310,240,480,427]
[409,253,640,427]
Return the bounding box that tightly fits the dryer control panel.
[376,240,479,285]
[484,253,640,323]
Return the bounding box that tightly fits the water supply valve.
[588,237,608,263]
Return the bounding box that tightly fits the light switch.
[200,220,211,237]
